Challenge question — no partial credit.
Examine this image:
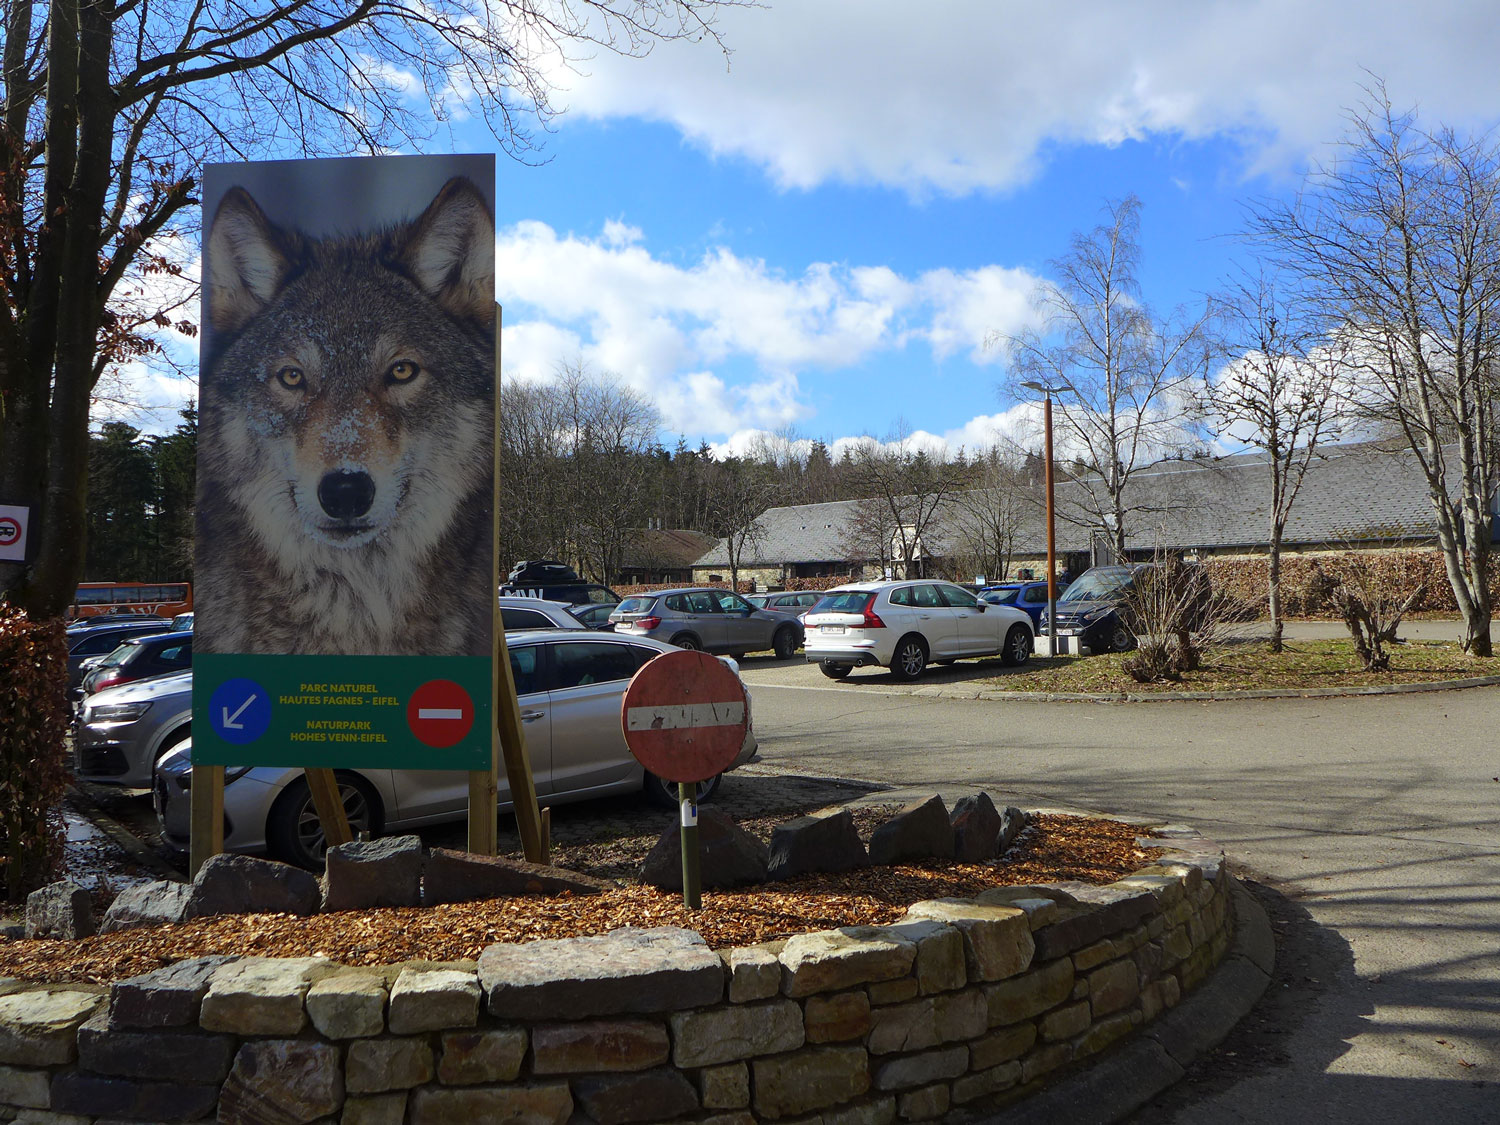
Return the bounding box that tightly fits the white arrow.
[221,694,258,730]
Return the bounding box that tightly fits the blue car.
[977,581,1059,629]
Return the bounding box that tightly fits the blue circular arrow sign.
[209,678,271,745]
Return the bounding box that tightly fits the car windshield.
[615,596,656,614]
[745,595,767,607]
[1058,568,1134,603]
[811,591,870,613]
[983,588,1020,605]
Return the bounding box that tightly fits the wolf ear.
[207,188,292,335]
[401,177,495,326]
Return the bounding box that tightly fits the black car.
[1039,563,1208,653]
[66,621,174,692]
[79,630,193,697]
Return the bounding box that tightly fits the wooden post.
[304,767,353,849]
[188,764,224,878]
[471,302,546,862]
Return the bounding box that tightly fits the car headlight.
[87,701,152,723]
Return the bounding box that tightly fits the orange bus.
[68,581,193,619]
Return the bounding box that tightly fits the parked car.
[171,612,194,631]
[570,602,619,630]
[609,587,803,658]
[80,630,192,697]
[1038,563,1209,653]
[153,631,759,867]
[746,590,822,619]
[978,581,1059,630]
[803,579,1034,681]
[65,621,174,692]
[74,669,193,788]
[499,579,620,607]
[498,595,588,632]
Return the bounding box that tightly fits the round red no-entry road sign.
[407,679,475,748]
[621,649,748,784]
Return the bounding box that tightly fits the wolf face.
[197,177,495,657]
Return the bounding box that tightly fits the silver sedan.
[155,630,758,868]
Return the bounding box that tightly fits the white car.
[154,630,758,868]
[803,580,1034,681]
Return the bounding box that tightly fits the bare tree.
[945,446,1030,582]
[850,427,974,578]
[0,0,741,618]
[1248,83,1500,655]
[840,496,896,580]
[1206,273,1350,650]
[706,457,776,592]
[999,196,1213,554]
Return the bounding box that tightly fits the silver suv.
[610,587,803,658]
[74,669,192,788]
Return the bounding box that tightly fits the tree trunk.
[1267,526,1284,654]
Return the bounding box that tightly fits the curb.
[978,879,1273,1124]
[918,673,1500,704]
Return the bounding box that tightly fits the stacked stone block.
[0,827,1233,1124]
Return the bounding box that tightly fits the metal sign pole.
[678,782,702,910]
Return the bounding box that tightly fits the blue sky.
[132,1,1500,458]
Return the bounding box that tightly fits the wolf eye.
[275,366,304,389]
[387,360,421,384]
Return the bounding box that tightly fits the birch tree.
[1206,274,1349,650]
[1248,84,1500,655]
[1000,196,1213,555]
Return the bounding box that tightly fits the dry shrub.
[0,606,69,900]
[1122,550,1257,683]
[1308,553,1427,671]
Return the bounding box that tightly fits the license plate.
[1057,628,1080,636]
[820,624,846,635]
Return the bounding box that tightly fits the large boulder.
[950,793,1003,863]
[323,836,424,911]
[187,854,321,918]
[767,809,869,880]
[99,881,192,934]
[424,848,612,905]
[25,880,95,940]
[868,796,955,865]
[638,809,768,891]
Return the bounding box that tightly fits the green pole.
[678,781,702,910]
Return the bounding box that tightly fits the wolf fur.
[197,176,495,657]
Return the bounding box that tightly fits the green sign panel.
[194,653,491,770]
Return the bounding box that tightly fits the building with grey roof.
[690,441,1484,588]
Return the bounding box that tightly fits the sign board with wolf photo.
[193,154,498,776]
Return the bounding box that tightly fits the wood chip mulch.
[0,814,1160,986]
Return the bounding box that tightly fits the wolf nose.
[318,471,376,520]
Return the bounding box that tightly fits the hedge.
[1203,549,1500,617]
[0,607,69,901]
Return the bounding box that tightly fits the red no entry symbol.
[621,650,748,784]
[407,680,475,748]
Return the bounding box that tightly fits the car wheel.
[672,634,702,651]
[1109,622,1137,653]
[1002,624,1032,666]
[267,774,381,870]
[889,635,928,681]
[772,626,797,659]
[819,661,852,680]
[643,771,721,809]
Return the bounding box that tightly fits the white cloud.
[556,1,1500,194]
[497,219,1043,436]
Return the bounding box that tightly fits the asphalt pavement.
[737,623,1500,1122]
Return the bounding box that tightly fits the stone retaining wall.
[0,823,1231,1124]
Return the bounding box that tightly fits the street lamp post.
[1022,381,1066,654]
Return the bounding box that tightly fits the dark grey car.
[610,587,803,658]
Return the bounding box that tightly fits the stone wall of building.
[0,830,1232,1124]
